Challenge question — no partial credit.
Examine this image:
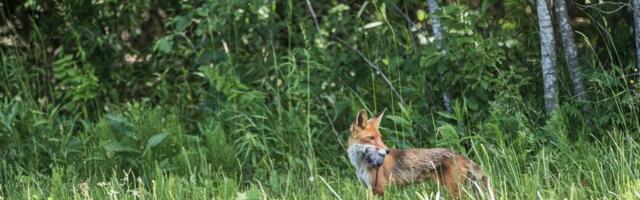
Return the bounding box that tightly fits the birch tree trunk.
[555,0,588,103]
[633,0,640,83]
[427,0,453,112]
[536,0,558,114]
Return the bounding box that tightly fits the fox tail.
[466,163,496,200]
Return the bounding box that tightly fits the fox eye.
[367,136,374,140]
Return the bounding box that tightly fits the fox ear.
[355,109,368,129]
[370,108,386,128]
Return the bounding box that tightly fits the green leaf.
[196,50,227,65]
[437,111,458,120]
[146,133,169,148]
[363,21,383,29]
[386,115,410,126]
[437,62,448,74]
[466,97,479,110]
[328,4,350,14]
[154,36,174,53]
[53,55,74,68]
[103,142,139,153]
[175,16,190,32]
[106,114,133,135]
[32,119,49,127]
[195,7,209,17]
[416,9,427,22]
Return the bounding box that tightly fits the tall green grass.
[1,94,639,199]
[2,1,640,199]
[1,128,638,199]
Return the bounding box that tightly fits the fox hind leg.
[436,156,473,199]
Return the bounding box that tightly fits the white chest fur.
[348,144,373,187]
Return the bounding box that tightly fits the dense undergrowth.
[1,0,640,199]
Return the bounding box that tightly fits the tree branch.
[305,0,321,33]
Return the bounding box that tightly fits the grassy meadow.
[2,0,640,199]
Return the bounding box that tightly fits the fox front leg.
[370,168,385,197]
[372,186,384,197]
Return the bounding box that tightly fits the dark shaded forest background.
[1,0,639,199]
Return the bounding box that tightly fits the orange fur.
[348,109,494,199]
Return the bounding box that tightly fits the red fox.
[348,109,495,199]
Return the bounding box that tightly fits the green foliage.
[1,129,639,199]
[1,0,640,199]
[53,54,100,112]
[419,4,526,113]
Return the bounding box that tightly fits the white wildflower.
[129,189,141,198]
[428,36,436,43]
[417,33,428,45]
[258,5,269,20]
[108,188,119,199]
[505,39,518,48]
[410,23,422,32]
[315,37,327,49]
[236,192,248,200]
[97,181,109,188]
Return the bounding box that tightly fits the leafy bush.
[1,0,640,198]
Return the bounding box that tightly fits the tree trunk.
[427,0,453,112]
[555,0,588,103]
[536,0,559,114]
[427,0,444,50]
[634,0,640,83]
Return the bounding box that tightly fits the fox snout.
[365,147,388,167]
[378,148,390,155]
[367,146,389,156]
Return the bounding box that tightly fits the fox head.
[349,109,389,153]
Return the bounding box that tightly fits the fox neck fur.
[347,143,375,187]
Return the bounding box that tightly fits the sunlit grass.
[1,130,638,200]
